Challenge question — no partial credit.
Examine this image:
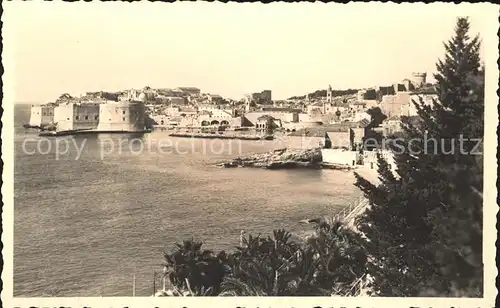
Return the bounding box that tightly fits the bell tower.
[244,95,252,113]
[324,85,333,114]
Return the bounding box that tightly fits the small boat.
[24,123,58,131]
[38,128,91,137]
[23,124,41,129]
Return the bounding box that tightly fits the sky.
[4,2,496,103]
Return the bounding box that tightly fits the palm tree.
[220,227,367,296]
[162,239,228,296]
[306,220,368,296]
[221,230,306,296]
[162,223,368,296]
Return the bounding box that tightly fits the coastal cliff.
[218,147,323,169]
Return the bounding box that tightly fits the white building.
[197,109,233,126]
[29,104,55,126]
[353,111,371,122]
[54,102,100,131]
[198,108,233,119]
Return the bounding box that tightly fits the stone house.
[256,115,279,132]
[287,120,370,150]
[287,129,327,149]
[380,115,403,136]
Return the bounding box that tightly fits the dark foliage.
[163,226,367,296]
[366,107,387,128]
[354,17,484,296]
[162,238,229,295]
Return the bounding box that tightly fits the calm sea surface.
[13,103,361,297]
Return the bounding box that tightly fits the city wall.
[52,102,145,132]
[54,103,100,131]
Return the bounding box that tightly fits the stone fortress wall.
[54,103,100,131]
[29,105,55,126]
[48,101,145,132]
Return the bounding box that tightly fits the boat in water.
[38,128,90,137]
[23,122,57,131]
[23,124,41,129]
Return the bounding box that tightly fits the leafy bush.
[162,224,367,296]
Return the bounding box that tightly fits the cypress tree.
[354,17,483,296]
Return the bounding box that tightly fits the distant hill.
[288,88,358,100]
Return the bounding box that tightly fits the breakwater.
[169,132,273,141]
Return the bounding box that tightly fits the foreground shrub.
[162,223,368,296]
[162,239,229,296]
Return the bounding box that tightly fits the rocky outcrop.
[218,148,323,169]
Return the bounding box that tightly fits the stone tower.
[324,85,333,114]
[244,95,252,113]
[326,85,333,103]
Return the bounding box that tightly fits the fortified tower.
[97,101,145,132]
[411,72,427,89]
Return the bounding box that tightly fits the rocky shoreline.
[217,147,330,170]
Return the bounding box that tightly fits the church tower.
[244,95,252,113]
[326,85,333,103]
[324,85,333,114]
